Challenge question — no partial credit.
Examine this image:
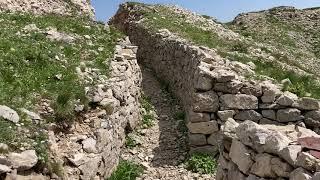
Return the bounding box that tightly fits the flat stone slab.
[298,137,320,151]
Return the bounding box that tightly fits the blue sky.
[91,0,320,22]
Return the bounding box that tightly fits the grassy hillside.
[0,12,121,161]
[122,3,320,98]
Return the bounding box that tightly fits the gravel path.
[121,67,215,180]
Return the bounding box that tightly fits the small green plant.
[108,160,144,180]
[125,135,138,149]
[174,111,186,120]
[0,118,17,151]
[142,114,154,128]
[185,153,217,174]
[140,95,155,128]
[231,41,249,53]
[141,95,153,112]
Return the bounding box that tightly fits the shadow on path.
[140,66,188,167]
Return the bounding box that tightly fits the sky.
[91,0,320,23]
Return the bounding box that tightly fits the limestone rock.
[296,152,320,172]
[189,134,207,146]
[211,69,237,83]
[193,91,219,112]
[0,164,11,174]
[271,157,293,177]
[293,97,320,110]
[250,153,276,178]
[276,91,298,106]
[276,108,303,122]
[236,120,291,154]
[305,110,320,127]
[289,167,312,180]
[261,82,281,103]
[187,121,219,134]
[213,80,243,94]
[262,110,276,120]
[312,172,320,180]
[79,156,101,180]
[188,111,210,122]
[234,110,262,122]
[240,82,262,97]
[194,69,213,91]
[280,145,302,166]
[68,153,88,167]
[8,150,38,171]
[82,138,97,153]
[220,94,258,110]
[221,118,239,139]
[217,110,236,121]
[229,139,254,174]
[0,105,19,123]
[227,162,247,180]
[207,133,221,146]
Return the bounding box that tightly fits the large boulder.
[220,94,258,110]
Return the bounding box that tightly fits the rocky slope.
[0,0,95,19]
[230,6,320,78]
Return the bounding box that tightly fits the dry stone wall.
[218,119,320,180]
[110,2,320,154]
[0,0,95,18]
[111,3,320,179]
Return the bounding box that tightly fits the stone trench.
[121,66,215,180]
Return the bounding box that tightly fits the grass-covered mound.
[0,12,122,163]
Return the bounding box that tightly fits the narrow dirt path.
[121,67,215,180]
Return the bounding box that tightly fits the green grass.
[0,12,122,173]
[225,53,320,98]
[125,135,138,149]
[0,12,122,118]
[185,153,217,174]
[108,160,144,180]
[134,4,320,99]
[0,118,18,151]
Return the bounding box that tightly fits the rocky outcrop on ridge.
[0,0,95,18]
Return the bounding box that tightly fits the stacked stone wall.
[110,3,320,179]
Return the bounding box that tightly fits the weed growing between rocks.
[140,95,155,128]
[185,153,217,174]
[125,135,138,149]
[108,160,144,180]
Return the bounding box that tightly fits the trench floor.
[121,67,215,180]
